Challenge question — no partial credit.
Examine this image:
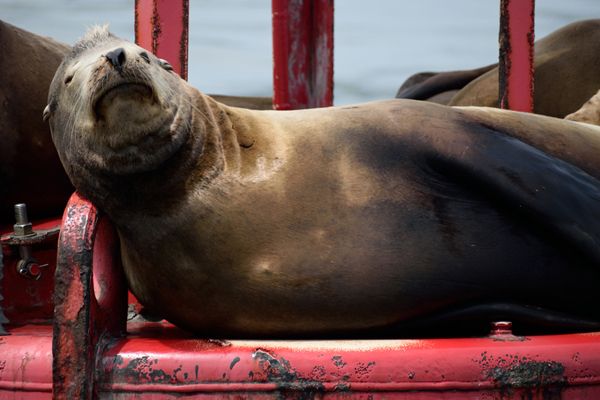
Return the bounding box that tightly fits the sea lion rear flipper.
[427,122,600,264]
[396,64,496,102]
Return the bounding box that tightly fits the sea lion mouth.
[93,82,155,120]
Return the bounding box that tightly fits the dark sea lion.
[449,19,600,117]
[0,20,73,223]
[47,28,600,338]
[396,64,495,104]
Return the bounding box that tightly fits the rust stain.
[253,349,325,392]
[111,355,175,384]
[151,1,161,55]
[478,351,566,398]
[229,356,240,370]
[498,0,511,110]
[179,0,189,80]
[331,355,346,368]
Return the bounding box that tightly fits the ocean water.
[1,0,599,105]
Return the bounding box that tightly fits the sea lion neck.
[200,94,284,180]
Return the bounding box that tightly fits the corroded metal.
[94,326,600,398]
[272,0,334,109]
[499,0,535,112]
[1,217,59,324]
[52,193,126,399]
[135,0,189,80]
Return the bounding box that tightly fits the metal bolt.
[13,203,33,237]
[490,321,513,336]
[14,203,29,224]
[16,259,48,281]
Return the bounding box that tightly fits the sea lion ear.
[42,104,51,122]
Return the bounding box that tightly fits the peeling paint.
[253,349,325,392]
[331,355,346,368]
[110,356,175,384]
[479,351,566,391]
[229,356,240,370]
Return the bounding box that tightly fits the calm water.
[2,0,599,105]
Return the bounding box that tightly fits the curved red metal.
[52,193,126,399]
[94,327,600,398]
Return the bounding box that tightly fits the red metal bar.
[499,0,535,112]
[96,326,600,398]
[135,0,189,80]
[52,194,126,399]
[272,0,334,110]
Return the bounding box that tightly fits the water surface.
[1,0,599,104]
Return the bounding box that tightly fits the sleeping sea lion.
[397,19,600,118]
[0,20,73,223]
[396,64,495,104]
[46,28,600,338]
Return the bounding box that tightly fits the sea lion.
[396,64,495,104]
[0,20,73,223]
[47,28,600,338]
[397,19,600,117]
[565,89,600,126]
[0,20,272,224]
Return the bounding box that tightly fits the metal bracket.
[0,204,57,281]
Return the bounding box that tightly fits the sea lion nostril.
[105,47,126,69]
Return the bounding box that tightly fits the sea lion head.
[46,26,193,179]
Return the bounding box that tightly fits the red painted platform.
[3,322,600,399]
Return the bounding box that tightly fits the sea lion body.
[396,64,495,104]
[449,19,600,116]
[0,20,72,223]
[48,29,600,337]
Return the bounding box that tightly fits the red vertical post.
[272,0,334,110]
[53,195,127,399]
[499,0,535,112]
[135,0,189,80]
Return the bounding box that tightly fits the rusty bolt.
[17,259,47,280]
[490,321,513,336]
[13,203,33,237]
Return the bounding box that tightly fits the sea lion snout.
[104,47,126,71]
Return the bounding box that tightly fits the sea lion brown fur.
[398,19,600,118]
[47,28,600,338]
[0,20,272,224]
[0,20,73,223]
[449,19,600,117]
[566,89,600,126]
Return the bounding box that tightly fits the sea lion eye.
[158,58,173,72]
[140,51,150,63]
